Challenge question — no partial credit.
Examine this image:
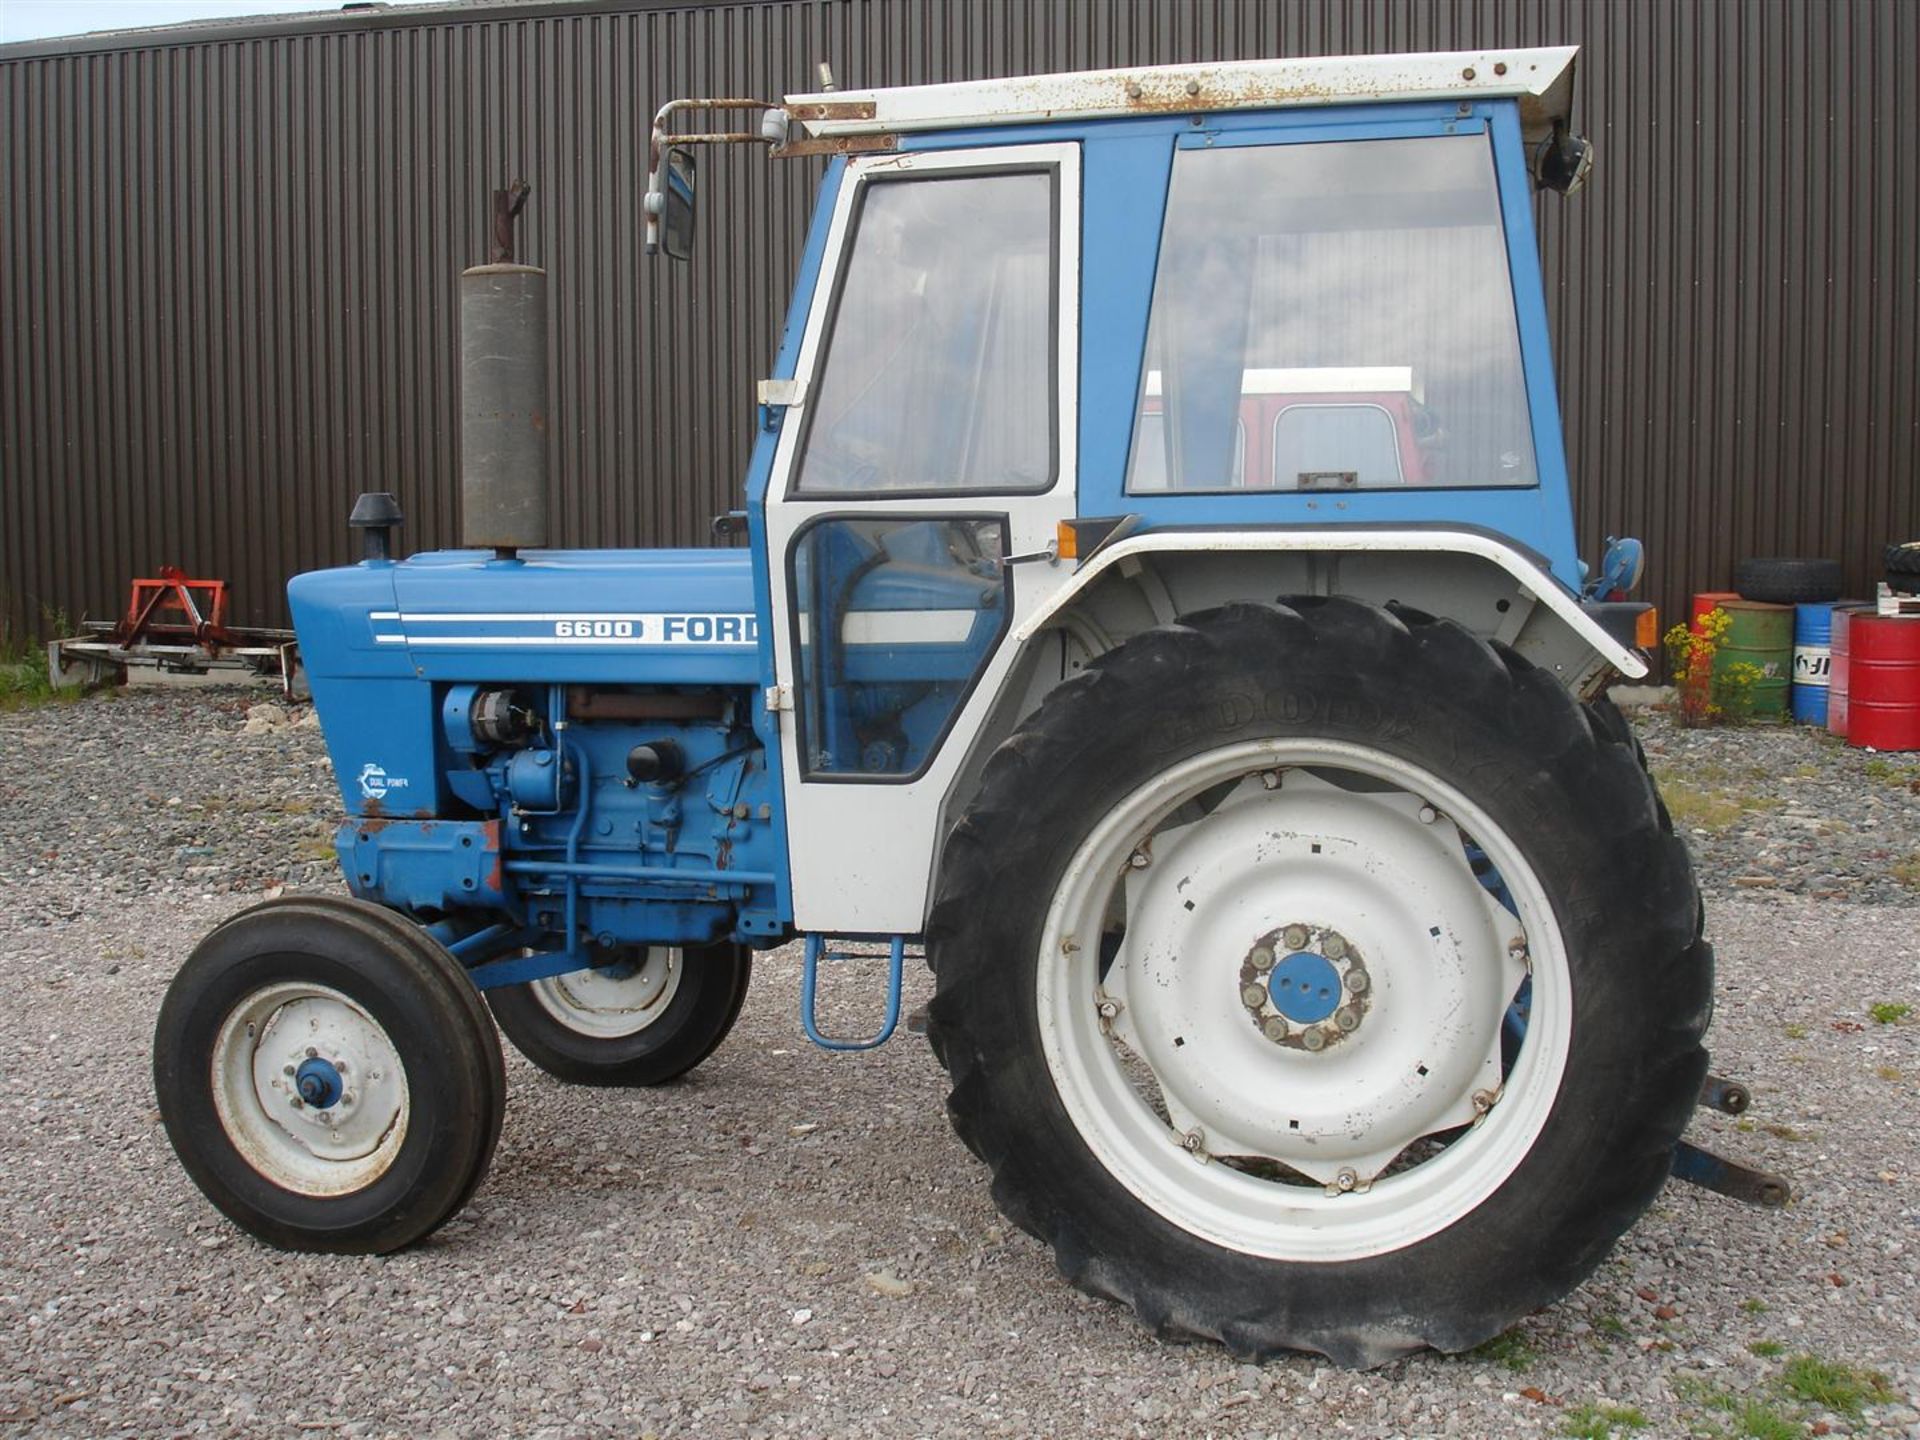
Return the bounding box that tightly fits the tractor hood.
[289,548,762,686]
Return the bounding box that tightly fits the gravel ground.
[2,688,1917,1439]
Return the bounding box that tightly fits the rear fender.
[930,528,1644,922]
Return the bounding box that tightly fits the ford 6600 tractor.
[154,47,1783,1367]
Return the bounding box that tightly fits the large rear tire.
[154,897,507,1254]
[486,943,751,1086]
[926,599,1711,1367]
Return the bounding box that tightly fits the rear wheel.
[154,897,507,1253]
[927,599,1711,1366]
[486,943,751,1086]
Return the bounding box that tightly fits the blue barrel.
[1792,602,1835,725]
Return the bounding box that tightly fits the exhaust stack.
[459,263,550,555]
[460,183,549,556]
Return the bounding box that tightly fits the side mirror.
[647,146,697,261]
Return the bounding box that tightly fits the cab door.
[761,142,1081,934]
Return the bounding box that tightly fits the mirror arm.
[643,98,784,255]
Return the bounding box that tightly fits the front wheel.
[154,896,507,1253]
[486,943,751,1086]
[927,599,1712,1367]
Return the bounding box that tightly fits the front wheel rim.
[528,948,683,1039]
[1037,738,1572,1263]
[209,982,411,1197]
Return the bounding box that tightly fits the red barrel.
[1828,605,1859,737]
[1690,591,1741,635]
[1848,614,1920,751]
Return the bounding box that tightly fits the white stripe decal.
[371,611,712,623]
[369,610,760,647]
[378,634,755,647]
[843,610,978,644]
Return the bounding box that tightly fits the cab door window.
[793,170,1057,497]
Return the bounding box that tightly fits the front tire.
[926,599,1711,1366]
[154,896,507,1254]
[486,943,751,1086]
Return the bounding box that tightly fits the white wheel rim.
[209,982,410,1197]
[528,948,682,1039]
[1037,739,1572,1263]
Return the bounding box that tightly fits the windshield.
[1125,134,1537,493]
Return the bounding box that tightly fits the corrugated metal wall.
[3,0,1915,644]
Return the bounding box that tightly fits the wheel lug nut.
[282,1065,296,1077]
[289,1096,304,1110]
[1262,1017,1288,1042]
[1333,1006,1360,1033]
[305,1047,319,1059]
[1418,805,1438,824]
[1322,934,1348,960]
[1242,984,1268,1010]
[1250,946,1275,972]
[1335,1167,1359,1192]
[1344,967,1370,995]
[1301,1027,1327,1052]
[1282,925,1309,951]
[1128,848,1151,870]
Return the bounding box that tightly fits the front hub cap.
[294,1056,345,1109]
[210,982,410,1196]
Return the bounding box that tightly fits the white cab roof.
[787,47,1578,146]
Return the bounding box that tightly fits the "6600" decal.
[555,619,636,638]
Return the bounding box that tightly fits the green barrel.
[1714,600,1793,718]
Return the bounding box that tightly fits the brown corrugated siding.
[3,0,1916,642]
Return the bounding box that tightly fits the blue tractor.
[155,47,1778,1366]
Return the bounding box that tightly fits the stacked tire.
[1887,541,1920,596]
[1731,557,1842,606]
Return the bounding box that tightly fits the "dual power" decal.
[370,612,759,646]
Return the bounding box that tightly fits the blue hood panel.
[292,548,761,686]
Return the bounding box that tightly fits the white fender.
[1015,528,1647,680]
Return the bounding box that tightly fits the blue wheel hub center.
[1268,952,1342,1024]
[295,1056,344,1109]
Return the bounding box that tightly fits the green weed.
[1561,1402,1649,1438]
[1747,1339,1785,1358]
[1862,758,1920,785]
[1777,1353,1893,1417]
[1470,1326,1536,1372]
[1650,771,1786,833]
[1727,1399,1803,1440]
[1870,1001,1911,1024]
[0,609,84,711]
